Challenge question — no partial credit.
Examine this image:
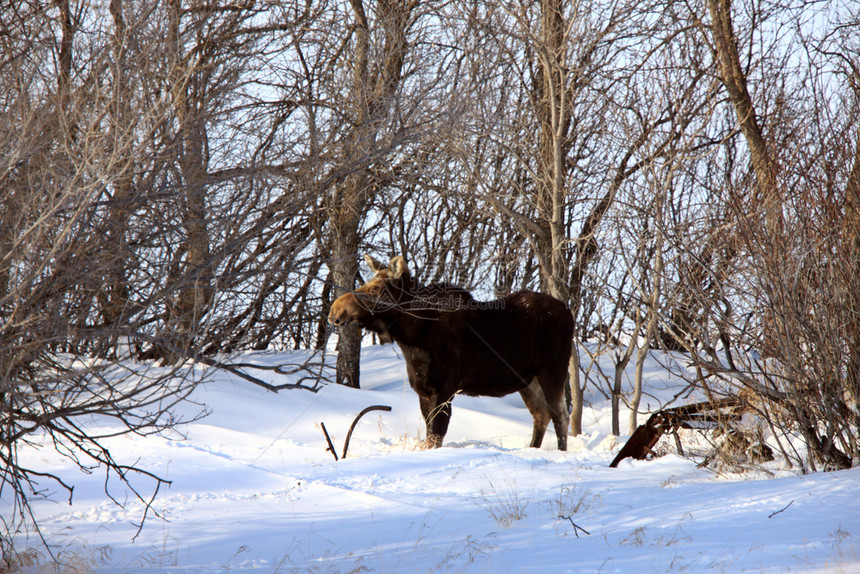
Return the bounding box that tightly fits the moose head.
[328,255,412,329]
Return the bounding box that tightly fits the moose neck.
[379,306,433,348]
[363,279,440,349]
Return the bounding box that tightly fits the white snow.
[8,344,860,572]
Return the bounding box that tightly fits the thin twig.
[130,331,329,393]
[768,500,793,518]
[559,514,591,537]
[320,422,339,461]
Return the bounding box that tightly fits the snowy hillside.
[8,345,860,573]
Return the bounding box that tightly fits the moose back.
[328,255,573,450]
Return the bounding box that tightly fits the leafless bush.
[0,0,327,564]
[664,0,860,471]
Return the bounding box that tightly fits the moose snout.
[328,308,351,326]
[328,293,356,326]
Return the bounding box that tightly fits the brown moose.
[328,255,573,450]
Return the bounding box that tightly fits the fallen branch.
[320,422,339,461]
[768,500,793,518]
[559,515,591,537]
[342,405,392,459]
[193,353,331,393]
[610,397,743,468]
[319,405,394,460]
[131,331,330,392]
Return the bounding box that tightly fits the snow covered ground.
[9,345,860,572]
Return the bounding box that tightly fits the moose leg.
[537,372,569,451]
[549,398,568,451]
[418,394,435,447]
[519,380,551,448]
[421,392,454,449]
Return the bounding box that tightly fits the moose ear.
[389,256,408,278]
[364,254,387,273]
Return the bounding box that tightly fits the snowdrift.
[8,345,860,572]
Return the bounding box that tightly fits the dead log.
[610,397,742,467]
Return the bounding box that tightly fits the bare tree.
[667,0,860,470]
[0,3,207,563]
[0,0,323,563]
[458,0,718,435]
[311,0,499,388]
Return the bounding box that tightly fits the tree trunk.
[630,185,665,433]
[844,122,860,458]
[611,310,641,436]
[56,0,73,122]
[532,0,580,438]
[569,350,583,436]
[164,0,213,359]
[327,0,413,387]
[97,0,133,357]
[331,200,362,388]
[706,0,778,227]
